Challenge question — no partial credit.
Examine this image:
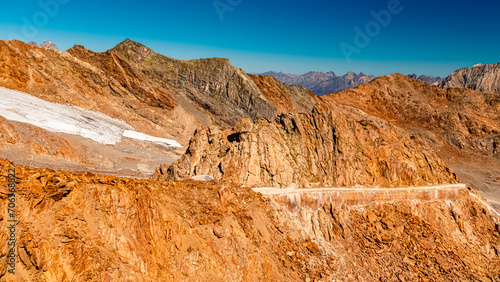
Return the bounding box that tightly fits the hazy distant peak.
[261,70,375,95]
[406,73,441,85]
[39,41,59,51]
[26,40,59,51]
[326,71,338,77]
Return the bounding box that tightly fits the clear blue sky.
[0,0,499,77]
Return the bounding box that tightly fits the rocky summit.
[437,62,500,93]
[0,39,499,281]
[324,73,500,209]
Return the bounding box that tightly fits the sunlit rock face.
[155,103,457,188]
[437,63,500,93]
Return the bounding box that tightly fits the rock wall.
[155,104,457,188]
[437,63,500,93]
[281,193,500,280]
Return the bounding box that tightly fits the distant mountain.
[261,71,375,95]
[407,73,441,85]
[27,40,60,51]
[437,63,500,93]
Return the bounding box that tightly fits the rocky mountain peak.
[437,62,500,93]
[109,38,161,64]
[326,71,338,77]
[26,40,59,51]
[39,41,59,51]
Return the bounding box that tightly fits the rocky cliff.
[261,71,375,95]
[437,63,500,93]
[155,103,457,188]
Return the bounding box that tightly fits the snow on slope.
[0,86,182,148]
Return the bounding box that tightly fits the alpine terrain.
[0,40,499,281]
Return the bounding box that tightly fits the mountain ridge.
[27,40,60,51]
[0,39,318,176]
[0,39,499,281]
[261,70,375,95]
[323,73,500,208]
[437,62,500,93]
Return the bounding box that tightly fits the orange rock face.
[0,159,499,281]
[323,73,500,208]
[0,39,320,176]
[156,103,458,188]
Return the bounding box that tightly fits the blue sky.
[0,0,499,77]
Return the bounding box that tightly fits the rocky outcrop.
[247,74,320,114]
[155,103,457,188]
[285,192,500,280]
[38,41,60,51]
[437,63,500,93]
[109,39,284,127]
[1,159,498,281]
[261,71,375,95]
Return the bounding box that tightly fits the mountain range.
[0,39,499,280]
[408,73,441,85]
[261,70,444,95]
[261,71,375,95]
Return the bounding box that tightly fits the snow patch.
[0,86,181,148]
[123,130,182,148]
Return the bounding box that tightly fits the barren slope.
[323,73,500,208]
[1,159,499,281]
[437,63,500,93]
[0,39,319,176]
